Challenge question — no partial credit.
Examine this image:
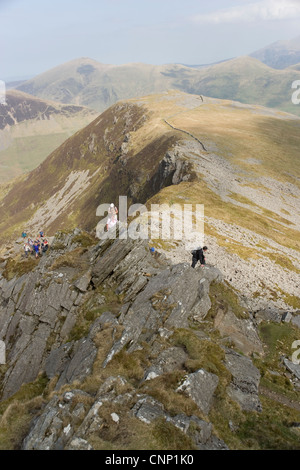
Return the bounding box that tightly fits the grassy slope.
[0,90,299,253]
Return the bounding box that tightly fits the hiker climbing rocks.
[191,246,208,268]
[106,203,118,231]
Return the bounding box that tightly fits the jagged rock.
[254,308,282,324]
[98,311,118,326]
[22,390,91,450]
[104,263,222,365]
[54,318,103,389]
[283,358,300,380]
[225,349,262,412]
[176,369,219,415]
[45,342,74,379]
[132,395,166,424]
[66,438,93,450]
[282,312,293,323]
[168,414,228,450]
[74,270,92,292]
[143,347,188,381]
[291,315,300,329]
[91,238,142,287]
[133,395,228,450]
[215,308,263,356]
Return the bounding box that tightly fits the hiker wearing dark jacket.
[191,246,208,268]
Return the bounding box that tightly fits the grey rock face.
[22,389,91,450]
[104,262,222,365]
[225,349,262,412]
[132,395,166,424]
[0,229,263,450]
[215,308,263,356]
[291,315,300,330]
[283,358,300,380]
[46,318,104,389]
[132,395,228,450]
[176,369,219,415]
[143,347,188,381]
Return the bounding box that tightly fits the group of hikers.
[21,230,49,259]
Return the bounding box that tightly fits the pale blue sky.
[1,0,300,80]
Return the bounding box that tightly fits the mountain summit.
[250,35,300,69]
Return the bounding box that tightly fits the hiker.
[191,246,208,268]
[24,243,31,258]
[106,203,118,231]
[33,242,40,259]
[21,231,27,239]
[39,230,44,238]
[42,239,49,253]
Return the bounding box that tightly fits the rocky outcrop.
[176,369,219,415]
[0,228,274,450]
[225,349,262,412]
[214,308,264,356]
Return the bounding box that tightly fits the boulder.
[215,308,263,356]
[225,349,262,412]
[283,358,300,380]
[143,346,188,381]
[176,369,219,415]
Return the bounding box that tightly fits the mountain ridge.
[0,90,299,450]
[15,56,300,117]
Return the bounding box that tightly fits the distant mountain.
[16,58,200,113]
[0,90,98,182]
[250,35,300,69]
[16,57,300,117]
[181,56,300,116]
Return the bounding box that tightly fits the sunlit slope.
[0,90,299,250]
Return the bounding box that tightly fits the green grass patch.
[208,279,249,320]
[2,255,39,281]
[0,373,48,450]
[235,396,300,450]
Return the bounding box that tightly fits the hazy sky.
[1,0,300,80]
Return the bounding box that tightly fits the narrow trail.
[259,386,300,412]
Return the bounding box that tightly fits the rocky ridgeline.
[0,229,299,450]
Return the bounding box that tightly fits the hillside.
[251,35,300,70]
[16,58,199,112]
[182,56,300,116]
[0,90,98,183]
[0,90,299,313]
[16,57,300,117]
[0,90,299,450]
